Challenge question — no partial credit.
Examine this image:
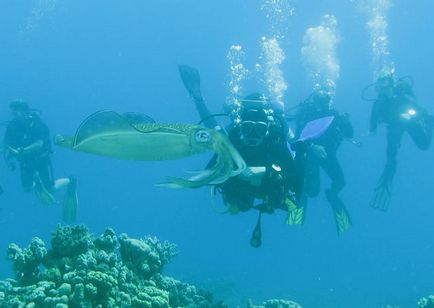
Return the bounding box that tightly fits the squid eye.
[195,130,211,143]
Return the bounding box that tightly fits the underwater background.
[0,0,433,307]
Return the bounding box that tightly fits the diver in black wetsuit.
[295,90,354,235]
[218,94,303,214]
[179,65,304,247]
[368,74,433,211]
[3,100,78,222]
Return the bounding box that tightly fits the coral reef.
[419,295,434,308]
[247,299,302,308]
[0,225,226,308]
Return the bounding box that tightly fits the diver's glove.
[238,166,266,187]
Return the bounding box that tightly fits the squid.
[55,110,246,188]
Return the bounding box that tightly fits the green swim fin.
[285,197,305,225]
[335,208,352,235]
[62,177,78,223]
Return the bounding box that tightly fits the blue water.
[1,1,433,307]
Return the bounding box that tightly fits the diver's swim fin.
[250,213,262,248]
[285,197,305,225]
[334,207,352,235]
[326,190,352,235]
[62,177,78,223]
[178,65,204,103]
[34,174,57,206]
[178,65,220,129]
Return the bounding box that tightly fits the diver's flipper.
[62,177,78,223]
[370,161,396,211]
[285,197,305,225]
[326,189,352,235]
[370,184,392,211]
[334,207,352,235]
[250,213,262,248]
[178,65,204,103]
[34,174,57,206]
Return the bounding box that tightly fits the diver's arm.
[238,166,266,187]
[6,140,44,158]
[22,140,44,155]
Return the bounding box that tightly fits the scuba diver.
[3,100,78,222]
[294,89,354,235]
[367,73,433,211]
[179,65,304,247]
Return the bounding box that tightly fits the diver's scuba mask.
[240,120,269,146]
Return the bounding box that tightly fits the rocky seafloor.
[0,225,431,308]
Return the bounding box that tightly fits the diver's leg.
[286,154,319,225]
[303,154,321,198]
[37,157,55,191]
[322,154,345,195]
[39,157,79,223]
[19,162,34,192]
[322,155,352,235]
[54,178,70,190]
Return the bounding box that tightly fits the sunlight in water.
[226,45,249,111]
[353,0,395,79]
[301,14,340,96]
[260,37,287,109]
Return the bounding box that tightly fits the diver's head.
[304,90,332,113]
[9,100,30,118]
[394,78,415,99]
[375,73,395,97]
[237,93,273,147]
